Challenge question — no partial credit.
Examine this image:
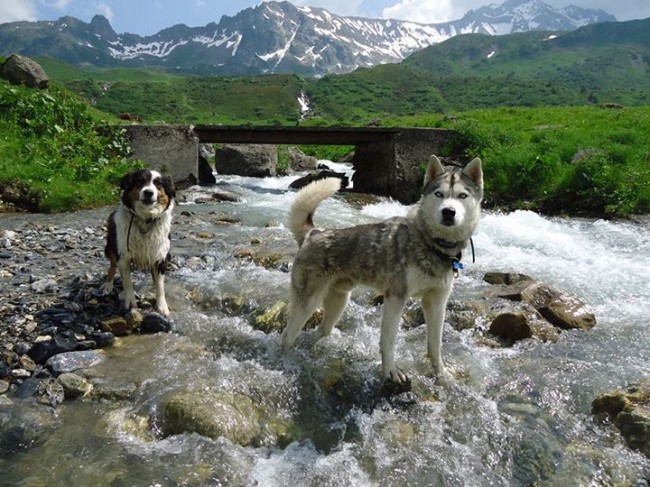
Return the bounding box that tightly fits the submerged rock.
[592,380,650,458]
[163,391,262,446]
[0,404,61,454]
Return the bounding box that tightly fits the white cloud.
[382,0,461,23]
[37,0,73,9]
[0,1,38,23]
[93,1,114,21]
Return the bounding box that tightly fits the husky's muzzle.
[441,207,456,226]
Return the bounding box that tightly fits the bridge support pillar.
[124,125,199,185]
[353,128,456,204]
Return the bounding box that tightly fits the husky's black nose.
[441,207,456,226]
[142,189,155,203]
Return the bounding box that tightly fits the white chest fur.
[114,205,173,269]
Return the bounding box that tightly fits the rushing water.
[2,166,649,486]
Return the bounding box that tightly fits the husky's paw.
[434,364,461,384]
[385,368,409,384]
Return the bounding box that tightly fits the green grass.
[0,80,139,212]
[390,106,650,216]
[3,53,650,217]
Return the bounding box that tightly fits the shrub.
[0,81,138,212]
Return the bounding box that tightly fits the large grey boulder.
[0,54,49,89]
[215,144,277,177]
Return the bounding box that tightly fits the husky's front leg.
[380,294,408,383]
[422,288,452,377]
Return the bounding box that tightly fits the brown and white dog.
[102,169,175,316]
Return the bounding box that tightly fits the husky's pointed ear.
[462,158,483,188]
[424,155,445,186]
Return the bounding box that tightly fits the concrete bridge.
[124,125,458,204]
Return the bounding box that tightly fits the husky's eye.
[434,191,444,198]
[153,178,162,187]
[458,193,468,199]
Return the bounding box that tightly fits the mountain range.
[0,0,616,77]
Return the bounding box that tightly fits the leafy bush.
[0,81,137,212]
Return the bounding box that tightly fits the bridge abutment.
[122,125,457,203]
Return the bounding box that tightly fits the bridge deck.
[193,125,402,145]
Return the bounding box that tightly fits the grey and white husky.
[281,155,483,383]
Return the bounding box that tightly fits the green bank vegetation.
[392,107,650,217]
[0,79,138,212]
[1,58,649,216]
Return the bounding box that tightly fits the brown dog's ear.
[462,158,483,189]
[120,171,136,191]
[163,176,175,199]
[423,155,445,187]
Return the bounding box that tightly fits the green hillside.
[3,19,650,216]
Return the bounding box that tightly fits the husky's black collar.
[430,237,476,277]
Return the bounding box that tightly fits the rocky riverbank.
[1,195,649,462]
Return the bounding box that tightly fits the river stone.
[139,313,172,334]
[286,146,318,172]
[488,279,596,331]
[0,404,61,454]
[163,391,262,446]
[483,272,533,285]
[537,294,596,330]
[211,190,241,202]
[27,331,78,364]
[58,373,92,399]
[253,301,288,333]
[198,154,216,185]
[592,380,650,458]
[45,350,105,375]
[489,312,533,341]
[37,379,65,407]
[289,169,349,190]
[215,144,277,177]
[101,316,131,336]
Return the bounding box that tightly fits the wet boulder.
[163,391,261,446]
[45,350,105,375]
[485,273,596,331]
[537,294,596,331]
[57,373,93,399]
[592,380,650,458]
[286,146,318,172]
[0,404,61,454]
[488,310,559,344]
[198,150,216,186]
[215,144,277,177]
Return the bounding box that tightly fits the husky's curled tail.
[288,178,341,246]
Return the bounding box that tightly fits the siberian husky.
[281,155,483,382]
[102,169,175,317]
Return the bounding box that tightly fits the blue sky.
[1,0,649,35]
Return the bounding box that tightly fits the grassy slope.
[0,79,137,212]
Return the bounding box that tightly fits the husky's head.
[419,155,483,241]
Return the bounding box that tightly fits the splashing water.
[2,171,648,486]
